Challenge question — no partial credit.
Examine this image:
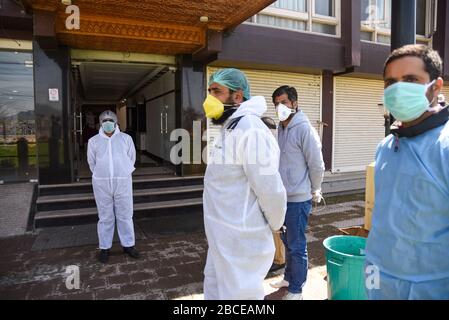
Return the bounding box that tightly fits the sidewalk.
[0,193,365,300]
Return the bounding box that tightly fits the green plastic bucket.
[323,236,367,300]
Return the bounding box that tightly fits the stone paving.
[0,183,35,238]
[0,193,365,300]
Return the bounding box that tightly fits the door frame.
[68,50,178,181]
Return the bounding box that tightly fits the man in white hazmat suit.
[87,110,140,263]
[202,68,287,300]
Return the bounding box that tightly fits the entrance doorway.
[70,58,177,182]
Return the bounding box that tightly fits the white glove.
[312,190,323,204]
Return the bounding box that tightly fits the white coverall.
[87,126,136,250]
[203,96,287,300]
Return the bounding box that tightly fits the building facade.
[1,0,448,185]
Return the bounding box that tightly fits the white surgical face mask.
[102,121,116,133]
[276,103,296,122]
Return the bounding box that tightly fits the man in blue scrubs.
[366,45,449,300]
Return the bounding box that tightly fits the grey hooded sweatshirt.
[278,111,325,202]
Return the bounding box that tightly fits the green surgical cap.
[208,68,251,100]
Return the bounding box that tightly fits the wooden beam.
[55,13,204,45]
[192,30,222,64]
[55,13,205,55]
[22,0,275,55]
[33,9,55,37]
[341,0,361,68]
[33,9,58,49]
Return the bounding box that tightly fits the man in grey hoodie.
[270,85,325,300]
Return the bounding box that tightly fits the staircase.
[33,171,366,229]
[34,175,204,229]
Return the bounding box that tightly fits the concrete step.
[36,185,204,211]
[34,197,204,228]
[322,177,365,196]
[38,175,204,196]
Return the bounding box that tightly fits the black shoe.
[269,263,285,273]
[98,249,109,264]
[123,246,140,259]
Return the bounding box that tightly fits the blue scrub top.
[366,121,449,282]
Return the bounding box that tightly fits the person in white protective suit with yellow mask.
[87,110,140,263]
[202,68,287,300]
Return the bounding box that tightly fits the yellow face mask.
[203,95,226,120]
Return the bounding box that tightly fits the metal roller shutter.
[206,67,322,156]
[333,77,385,173]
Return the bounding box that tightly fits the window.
[361,0,436,45]
[247,0,340,36]
[312,23,336,35]
[315,0,335,17]
[258,14,307,31]
[272,0,307,13]
[361,31,373,41]
[0,51,37,183]
[361,0,391,29]
[377,34,391,44]
[361,0,370,21]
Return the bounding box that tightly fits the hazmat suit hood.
[99,110,118,123]
[230,96,267,120]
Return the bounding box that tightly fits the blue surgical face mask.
[102,121,116,133]
[383,80,436,122]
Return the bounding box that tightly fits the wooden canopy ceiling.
[22,0,275,55]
